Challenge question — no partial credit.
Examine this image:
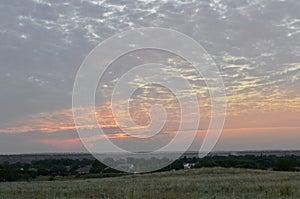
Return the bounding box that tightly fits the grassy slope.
[0,168,299,199]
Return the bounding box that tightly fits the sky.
[0,0,299,154]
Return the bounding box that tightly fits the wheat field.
[0,168,299,199]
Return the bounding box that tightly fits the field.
[0,168,299,199]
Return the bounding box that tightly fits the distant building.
[183,163,195,169]
[116,163,134,172]
[76,166,92,175]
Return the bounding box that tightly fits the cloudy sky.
[0,0,299,154]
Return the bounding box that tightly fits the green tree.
[274,159,297,171]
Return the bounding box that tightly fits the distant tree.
[37,168,49,176]
[274,159,297,171]
[90,160,106,173]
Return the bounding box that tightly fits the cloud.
[0,0,300,152]
[0,130,85,154]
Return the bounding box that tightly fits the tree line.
[0,155,299,182]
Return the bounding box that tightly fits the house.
[76,166,92,175]
[183,163,195,169]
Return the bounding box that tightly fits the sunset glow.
[0,0,299,154]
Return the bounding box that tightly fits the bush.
[274,159,297,171]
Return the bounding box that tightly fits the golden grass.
[0,168,299,199]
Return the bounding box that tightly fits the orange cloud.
[38,137,83,150]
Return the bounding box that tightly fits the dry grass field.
[0,168,299,199]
